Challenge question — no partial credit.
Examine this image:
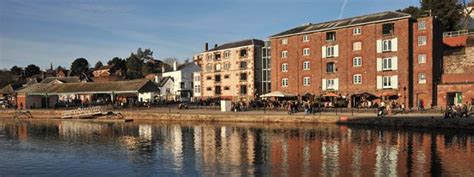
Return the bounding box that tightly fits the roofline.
[269,16,411,39]
[26,90,140,95]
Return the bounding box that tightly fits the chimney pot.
[205,43,208,51]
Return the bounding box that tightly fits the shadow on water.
[0,119,473,176]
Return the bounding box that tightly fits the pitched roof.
[40,77,81,84]
[0,84,22,94]
[207,39,265,52]
[158,76,174,87]
[270,11,411,38]
[17,79,159,95]
[177,62,198,70]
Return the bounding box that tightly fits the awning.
[260,91,296,98]
[323,93,339,97]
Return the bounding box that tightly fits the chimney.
[154,75,160,83]
[214,44,218,48]
[161,65,165,73]
[173,61,177,71]
[205,43,208,51]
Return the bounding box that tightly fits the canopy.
[323,93,339,97]
[260,91,296,98]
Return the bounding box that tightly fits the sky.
[0,0,419,70]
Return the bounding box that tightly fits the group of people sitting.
[444,103,472,119]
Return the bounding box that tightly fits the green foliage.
[125,53,144,79]
[107,57,127,73]
[10,66,23,76]
[70,58,90,76]
[398,0,464,31]
[24,64,41,77]
[0,70,16,88]
[136,48,154,62]
[94,61,103,69]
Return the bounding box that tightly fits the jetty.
[60,106,132,122]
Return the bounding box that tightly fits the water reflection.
[0,120,473,176]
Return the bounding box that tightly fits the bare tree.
[462,0,474,29]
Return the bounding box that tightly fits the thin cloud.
[339,0,349,19]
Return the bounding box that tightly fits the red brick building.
[270,11,442,108]
[437,34,474,106]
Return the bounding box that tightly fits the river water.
[0,119,473,177]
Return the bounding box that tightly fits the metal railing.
[443,29,471,38]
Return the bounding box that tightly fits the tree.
[24,64,41,77]
[461,0,474,29]
[397,0,464,31]
[136,48,154,62]
[10,66,23,76]
[0,70,16,88]
[163,57,179,67]
[94,61,103,69]
[70,58,90,76]
[125,53,144,79]
[107,57,127,73]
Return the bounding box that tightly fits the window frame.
[382,76,392,88]
[303,35,310,42]
[418,54,427,64]
[418,21,426,30]
[303,77,311,86]
[353,41,362,51]
[281,63,288,72]
[353,27,362,35]
[382,39,392,52]
[353,57,362,67]
[303,61,310,70]
[303,48,310,56]
[326,32,336,41]
[281,51,288,58]
[418,73,426,84]
[353,74,362,84]
[418,36,427,46]
[281,38,288,45]
[282,78,288,87]
[326,46,335,57]
[326,62,335,73]
[382,57,393,71]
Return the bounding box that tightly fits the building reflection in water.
[0,120,473,176]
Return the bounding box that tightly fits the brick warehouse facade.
[270,11,442,108]
[194,39,265,101]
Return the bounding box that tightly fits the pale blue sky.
[0,0,419,69]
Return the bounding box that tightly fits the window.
[214,53,221,60]
[224,62,231,70]
[240,61,247,70]
[382,57,393,70]
[382,76,392,88]
[281,51,288,58]
[194,75,200,82]
[214,86,221,95]
[326,32,336,41]
[303,35,310,42]
[224,86,230,90]
[240,73,247,81]
[326,79,335,89]
[224,50,231,59]
[418,73,426,84]
[418,54,427,64]
[206,87,212,91]
[240,85,247,94]
[418,21,426,30]
[180,82,185,89]
[224,75,230,79]
[382,40,392,52]
[281,63,288,72]
[282,78,288,87]
[418,36,427,46]
[215,64,221,71]
[303,48,310,56]
[326,46,335,57]
[206,64,212,72]
[281,38,288,45]
[194,85,200,93]
[326,62,335,73]
[206,76,212,80]
[353,57,362,67]
[206,54,212,60]
[240,49,248,57]
[303,61,310,70]
[303,77,310,86]
[353,42,362,51]
[215,75,221,83]
[382,23,394,35]
[353,74,362,84]
[353,27,361,35]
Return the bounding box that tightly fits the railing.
[443,29,470,38]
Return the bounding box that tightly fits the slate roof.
[270,11,411,38]
[0,84,22,94]
[40,77,81,84]
[158,76,174,87]
[17,79,159,95]
[207,39,265,52]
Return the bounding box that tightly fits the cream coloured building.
[194,39,265,101]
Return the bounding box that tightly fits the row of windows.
[280,57,362,72]
[205,73,248,81]
[206,49,248,60]
[204,85,248,94]
[280,27,364,45]
[205,62,248,72]
[280,75,363,87]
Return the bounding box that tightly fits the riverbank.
[1,108,473,129]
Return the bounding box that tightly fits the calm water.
[0,119,473,177]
